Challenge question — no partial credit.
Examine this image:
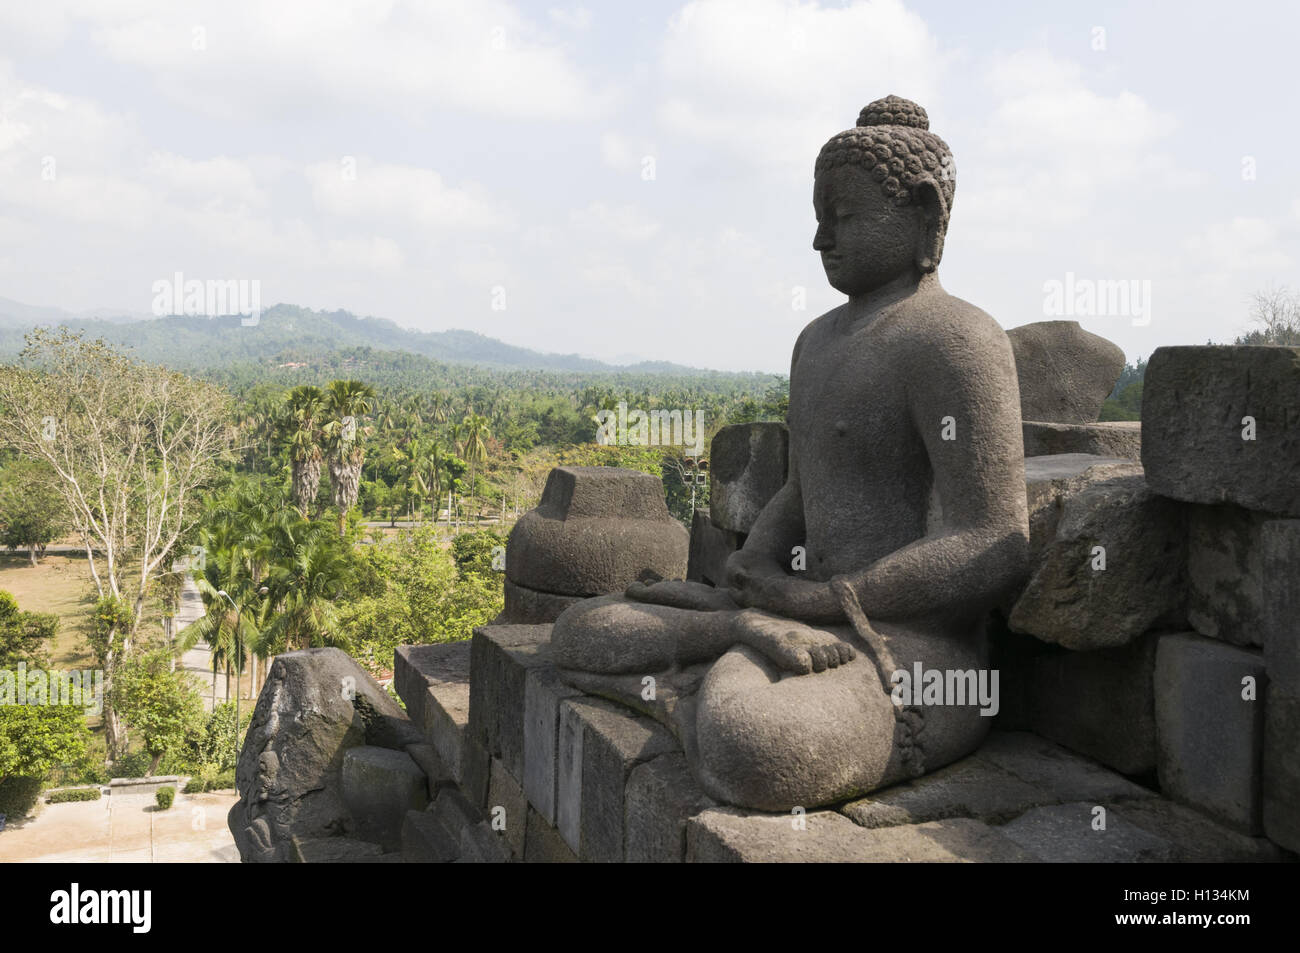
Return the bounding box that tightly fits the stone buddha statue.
[552,95,1030,811]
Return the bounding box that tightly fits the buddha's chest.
[789,328,912,454]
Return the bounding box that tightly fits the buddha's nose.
[813,223,833,251]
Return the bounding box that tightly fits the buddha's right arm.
[724,467,805,583]
[723,330,810,585]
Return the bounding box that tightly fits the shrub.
[185,766,237,794]
[111,748,199,780]
[196,703,254,772]
[0,776,45,818]
[47,787,101,803]
[155,786,175,810]
[51,758,111,787]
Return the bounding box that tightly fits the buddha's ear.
[912,178,947,273]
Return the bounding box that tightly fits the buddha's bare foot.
[731,609,855,675]
[625,579,739,612]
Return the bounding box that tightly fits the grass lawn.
[0,552,97,668]
[0,548,166,669]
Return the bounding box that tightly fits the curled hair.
[815,95,955,258]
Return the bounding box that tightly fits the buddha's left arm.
[837,318,1030,623]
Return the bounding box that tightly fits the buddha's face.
[813,164,925,297]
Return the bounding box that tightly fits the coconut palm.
[391,439,431,521]
[462,412,490,527]
[428,391,450,426]
[322,380,376,536]
[260,521,354,651]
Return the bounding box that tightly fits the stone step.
[1022,420,1141,460]
[842,731,1152,832]
[394,642,473,790]
[459,820,512,863]
[468,624,556,784]
[289,837,395,863]
[400,808,459,863]
[687,810,1037,863]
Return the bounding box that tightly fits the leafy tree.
[0,589,58,664]
[195,701,254,772]
[0,330,231,756]
[112,649,205,777]
[1100,379,1144,421]
[0,328,232,628]
[341,528,502,677]
[451,530,506,579]
[0,458,69,564]
[0,590,90,798]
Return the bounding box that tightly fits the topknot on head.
[857,95,929,131]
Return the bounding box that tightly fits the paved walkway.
[0,791,240,863]
[174,575,232,709]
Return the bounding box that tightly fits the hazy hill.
[0,300,715,376]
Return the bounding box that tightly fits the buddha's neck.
[848,269,940,312]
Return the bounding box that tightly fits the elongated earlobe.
[913,179,946,273]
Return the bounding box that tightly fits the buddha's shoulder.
[792,304,848,353]
[890,290,1011,355]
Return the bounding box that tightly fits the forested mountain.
[0,300,719,376]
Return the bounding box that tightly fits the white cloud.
[305,159,512,231]
[659,0,946,173]
[549,6,593,31]
[76,0,614,121]
[568,203,660,242]
[957,49,1192,249]
[145,152,266,210]
[326,236,406,273]
[1184,217,1291,275]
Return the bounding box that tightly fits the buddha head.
[813,95,955,297]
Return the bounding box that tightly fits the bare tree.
[1236,287,1300,346]
[0,329,233,756]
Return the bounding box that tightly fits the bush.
[0,776,45,818]
[47,787,101,803]
[51,758,111,787]
[110,747,199,780]
[196,703,254,772]
[155,786,175,810]
[185,766,237,794]
[184,766,211,793]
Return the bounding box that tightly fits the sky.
[0,0,1296,372]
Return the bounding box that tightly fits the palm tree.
[421,438,445,524]
[181,536,264,711]
[462,412,490,527]
[391,439,431,521]
[261,521,354,651]
[284,385,325,516]
[428,391,450,426]
[322,380,376,536]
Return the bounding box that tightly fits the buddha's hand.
[722,547,785,590]
[624,579,739,611]
[732,609,855,675]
